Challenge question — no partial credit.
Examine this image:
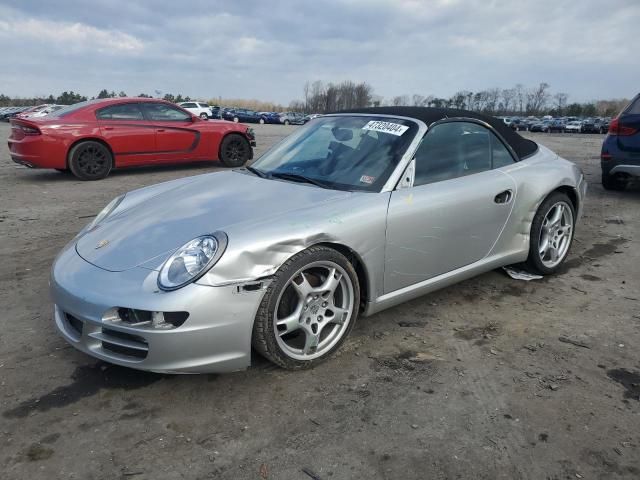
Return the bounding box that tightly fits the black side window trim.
[409,118,518,187]
[140,102,192,122]
[95,102,145,121]
[423,117,518,165]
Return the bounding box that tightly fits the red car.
[8,98,256,180]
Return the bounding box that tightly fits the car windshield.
[250,115,419,192]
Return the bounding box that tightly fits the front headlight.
[158,232,228,291]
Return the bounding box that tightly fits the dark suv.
[601,93,640,190]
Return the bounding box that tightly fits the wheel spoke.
[292,272,314,298]
[327,306,349,325]
[539,233,549,256]
[549,204,563,227]
[302,331,320,354]
[276,310,302,337]
[319,268,342,294]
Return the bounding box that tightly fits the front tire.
[284,120,290,125]
[200,113,208,120]
[68,141,112,180]
[259,118,265,124]
[525,192,575,275]
[252,246,360,370]
[233,117,239,123]
[219,134,251,167]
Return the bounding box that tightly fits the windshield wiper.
[269,172,333,189]
[244,165,267,178]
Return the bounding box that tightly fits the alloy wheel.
[538,201,573,268]
[223,139,248,162]
[77,145,108,176]
[273,261,354,360]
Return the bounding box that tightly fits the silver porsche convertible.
[51,107,587,373]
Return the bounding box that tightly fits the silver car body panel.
[50,115,586,373]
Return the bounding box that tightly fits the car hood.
[75,171,351,272]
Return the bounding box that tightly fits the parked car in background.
[209,105,222,119]
[1,106,30,121]
[529,120,552,133]
[16,104,54,118]
[564,121,583,133]
[257,112,281,124]
[601,93,640,190]
[279,112,306,125]
[548,119,566,133]
[21,104,64,118]
[580,118,600,133]
[521,118,539,131]
[49,106,585,373]
[594,118,609,134]
[8,98,256,180]
[178,102,213,119]
[222,108,261,123]
[303,113,323,123]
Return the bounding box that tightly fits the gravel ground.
[0,123,638,480]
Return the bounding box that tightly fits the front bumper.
[51,245,267,373]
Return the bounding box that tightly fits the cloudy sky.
[0,0,637,104]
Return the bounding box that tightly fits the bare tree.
[514,84,524,114]
[392,95,410,106]
[485,88,500,113]
[412,94,427,106]
[527,82,550,115]
[553,92,568,116]
[501,88,516,114]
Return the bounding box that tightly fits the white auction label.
[362,120,409,136]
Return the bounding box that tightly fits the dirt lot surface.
[1,122,639,480]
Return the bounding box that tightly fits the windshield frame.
[250,113,427,193]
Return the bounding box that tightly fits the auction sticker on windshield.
[362,120,409,136]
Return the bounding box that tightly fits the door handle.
[156,129,165,132]
[494,190,513,204]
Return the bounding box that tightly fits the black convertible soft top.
[335,106,539,160]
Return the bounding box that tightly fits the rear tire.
[284,120,290,126]
[219,134,251,167]
[602,173,626,191]
[259,118,265,124]
[200,113,208,120]
[68,141,112,181]
[524,192,575,275]
[233,117,239,123]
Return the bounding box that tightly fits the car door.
[139,102,200,161]
[384,120,517,293]
[96,102,157,166]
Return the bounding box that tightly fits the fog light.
[103,308,189,329]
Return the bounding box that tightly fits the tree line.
[0,83,629,117]
[289,80,628,117]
